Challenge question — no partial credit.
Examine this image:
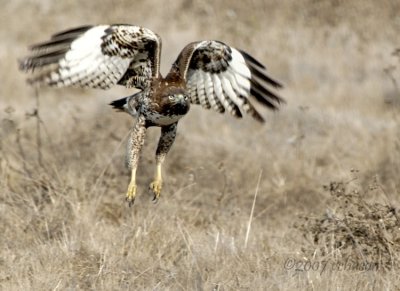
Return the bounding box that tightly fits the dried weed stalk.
[295,179,400,270]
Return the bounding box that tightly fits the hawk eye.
[168,96,174,100]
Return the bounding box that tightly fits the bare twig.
[177,220,203,279]
[16,129,31,177]
[90,130,130,199]
[244,169,262,249]
[34,87,43,168]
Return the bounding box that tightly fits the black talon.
[126,197,135,207]
[152,195,159,203]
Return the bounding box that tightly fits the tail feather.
[110,92,140,116]
[110,97,128,112]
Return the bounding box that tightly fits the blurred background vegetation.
[1,0,400,289]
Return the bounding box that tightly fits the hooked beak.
[178,94,190,105]
[175,94,190,114]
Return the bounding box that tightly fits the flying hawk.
[19,24,284,206]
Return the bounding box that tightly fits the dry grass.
[296,178,400,271]
[1,0,400,290]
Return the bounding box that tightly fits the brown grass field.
[1,0,400,290]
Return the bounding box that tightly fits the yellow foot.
[125,183,137,207]
[149,180,162,202]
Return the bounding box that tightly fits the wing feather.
[171,40,284,122]
[204,73,225,113]
[187,76,200,104]
[194,71,210,109]
[211,74,227,113]
[220,75,242,118]
[19,24,161,90]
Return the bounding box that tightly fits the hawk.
[19,24,284,206]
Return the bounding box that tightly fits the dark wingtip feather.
[239,50,266,69]
[19,47,70,72]
[248,63,283,89]
[51,25,93,39]
[240,49,284,89]
[18,58,29,71]
[250,87,277,110]
[250,109,265,123]
[230,106,243,119]
[250,77,285,110]
[29,36,77,51]
[20,26,93,71]
[19,27,90,72]
[238,50,285,111]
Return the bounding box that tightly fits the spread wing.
[18,24,161,90]
[171,41,284,122]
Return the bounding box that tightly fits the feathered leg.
[150,122,178,202]
[126,115,147,206]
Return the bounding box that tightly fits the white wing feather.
[173,41,284,121]
[19,24,160,90]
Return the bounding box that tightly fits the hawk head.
[158,87,190,116]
